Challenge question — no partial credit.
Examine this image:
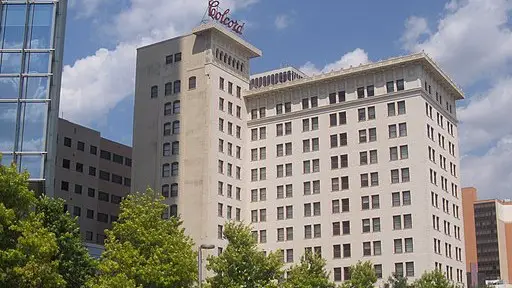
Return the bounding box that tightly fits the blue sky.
[60,0,512,199]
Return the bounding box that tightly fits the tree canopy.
[340,261,377,288]
[206,222,283,288]
[283,250,336,288]
[88,188,197,288]
[413,270,457,288]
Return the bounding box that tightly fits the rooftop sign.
[208,0,245,35]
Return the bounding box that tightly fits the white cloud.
[400,0,512,199]
[400,0,512,86]
[274,14,292,30]
[60,0,258,125]
[68,0,104,18]
[299,48,370,76]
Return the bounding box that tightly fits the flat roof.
[245,52,464,100]
[192,22,262,58]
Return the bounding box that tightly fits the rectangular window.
[342,221,350,235]
[332,222,340,236]
[397,79,404,91]
[367,85,375,97]
[219,77,224,90]
[398,101,406,114]
[357,87,365,98]
[388,103,396,116]
[386,81,395,93]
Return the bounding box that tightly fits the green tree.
[413,270,456,288]
[0,159,96,287]
[88,188,197,288]
[0,160,63,287]
[340,261,377,288]
[283,250,336,288]
[206,222,283,288]
[386,273,410,288]
[36,196,96,287]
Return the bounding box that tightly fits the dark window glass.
[98,191,109,202]
[86,209,94,219]
[62,158,70,169]
[357,87,365,98]
[90,145,97,155]
[99,170,110,181]
[88,188,95,198]
[386,81,395,93]
[76,162,83,173]
[100,150,111,160]
[74,184,82,194]
[88,166,96,176]
[73,206,81,217]
[397,79,405,91]
[64,137,72,147]
[173,80,181,94]
[97,213,108,223]
[367,85,375,96]
[151,85,158,98]
[174,52,182,62]
[111,195,122,204]
[77,141,85,151]
[166,55,173,64]
[61,181,69,191]
[189,76,196,90]
[165,82,172,96]
[113,154,124,164]
[112,174,123,184]
[125,158,132,167]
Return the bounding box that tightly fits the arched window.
[266,75,271,86]
[172,120,180,134]
[151,85,158,98]
[163,122,171,136]
[250,79,254,88]
[287,71,292,81]
[170,183,178,197]
[240,63,244,72]
[223,53,227,63]
[165,82,172,96]
[170,204,178,217]
[171,162,179,176]
[219,51,223,60]
[162,163,170,177]
[262,76,267,86]
[271,74,275,85]
[228,56,231,66]
[173,100,180,114]
[236,61,240,70]
[173,80,181,94]
[172,141,179,155]
[163,142,171,156]
[258,77,262,87]
[188,76,196,90]
[164,102,172,116]
[215,49,219,58]
[162,184,170,198]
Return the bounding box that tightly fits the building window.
[164,102,172,115]
[88,188,95,198]
[166,55,173,64]
[357,87,365,98]
[174,52,182,62]
[62,158,70,169]
[188,76,196,90]
[173,101,180,114]
[367,85,374,97]
[151,85,158,98]
[173,80,181,94]
[172,121,180,134]
[236,86,241,98]
[219,77,224,90]
[165,82,172,96]
[163,143,171,156]
[162,164,170,177]
[100,150,111,160]
[74,184,82,195]
[77,141,85,151]
[228,82,233,94]
[171,162,179,176]
[98,191,109,202]
[386,81,394,93]
[397,79,405,91]
[162,184,170,198]
[99,170,110,181]
[90,145,97,155]
[111,195,122,204]
[86,210,94,219]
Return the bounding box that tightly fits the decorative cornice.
[245,52,464,100]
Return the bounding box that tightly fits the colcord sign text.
[208,0,244,35]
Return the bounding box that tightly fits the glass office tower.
[0,0,67,194]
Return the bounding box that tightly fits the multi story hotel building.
[462,187,512,288]
[55,118,132,247]
[0,0,67,195]
[132,23,466,285]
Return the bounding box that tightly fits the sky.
[60,0,512,200]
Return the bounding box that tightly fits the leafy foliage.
[340,261,377,288]
[386,273,411,288]
[0,158,95,287]
[36,196,97,287]
[206,222,283,288]
[413,270,457,288]
[88,188,197,288]
[283,250,336,288]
